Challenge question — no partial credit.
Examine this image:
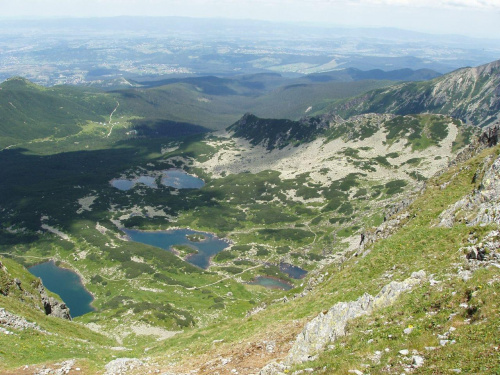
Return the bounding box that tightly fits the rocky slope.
[254,128,500,375]
[261,270,427,374]
[333,59,500,127]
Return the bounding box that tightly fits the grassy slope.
[0,133,493,373]
[139,145,500,374]
[0,75,391,151]
[0,78,116,149]
[114,79,391,131]
[0,257,115,372]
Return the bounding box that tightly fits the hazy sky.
[3,0,500,38]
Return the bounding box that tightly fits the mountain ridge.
[330,59,500,127]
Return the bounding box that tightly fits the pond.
[111,169,204,191]
[161,169,205,189]
[111,179,135,191]
[123,228,229,269]
[28,261,95,318]
[248,276,293,291]
[279,262,307,279]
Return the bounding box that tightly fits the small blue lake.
[111,179,135,191]
[111,169,204,191]
[279,262,307,279]
[161,169,205,189]
[123,228,229,269]
[248,276,293,291]
[28,261,95,318]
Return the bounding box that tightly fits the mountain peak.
[0,76,41,90]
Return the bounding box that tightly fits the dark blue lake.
[123,228,229,269]
[248,276,293,290]
[279,262,307,279]
[161,169,205,189]
[29,261,95,318]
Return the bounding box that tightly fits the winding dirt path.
[106,101,120,138]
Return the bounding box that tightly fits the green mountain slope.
[331,59,500,127]
[1,133,497,374]
[0,78,116,149]
[113,78,390,130]
[0,61,498,374]
[131,136,500,375]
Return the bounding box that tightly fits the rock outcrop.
[448,124,498,168]
[260,271,426,374]
[104,358,144,375]
[438,154,500,228]
[37,283,72,320]
[461,230,500,268]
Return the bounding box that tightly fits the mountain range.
[0,58,499,374]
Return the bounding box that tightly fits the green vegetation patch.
[384,179,408,195]
[383,114,450,151]
[214,250,237,262]
[256,228,314,244]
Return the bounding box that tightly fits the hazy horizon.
[3,0,500,39]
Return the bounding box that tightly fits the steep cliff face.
[336,60,500,127]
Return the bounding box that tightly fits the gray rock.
[0,307,44,332]
[459,270,473,281]
[104,358,144,375]
[282,271,426,366]
[48,297,71,320]
[412,355,424,368]
[259,361,288,375]
[403,327,414,335]
[439,155,500,228]
[37,281,72,320]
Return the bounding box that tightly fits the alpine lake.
[29,261,95,318]
[32,169,307,316]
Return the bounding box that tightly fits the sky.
[2,0,500,39]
